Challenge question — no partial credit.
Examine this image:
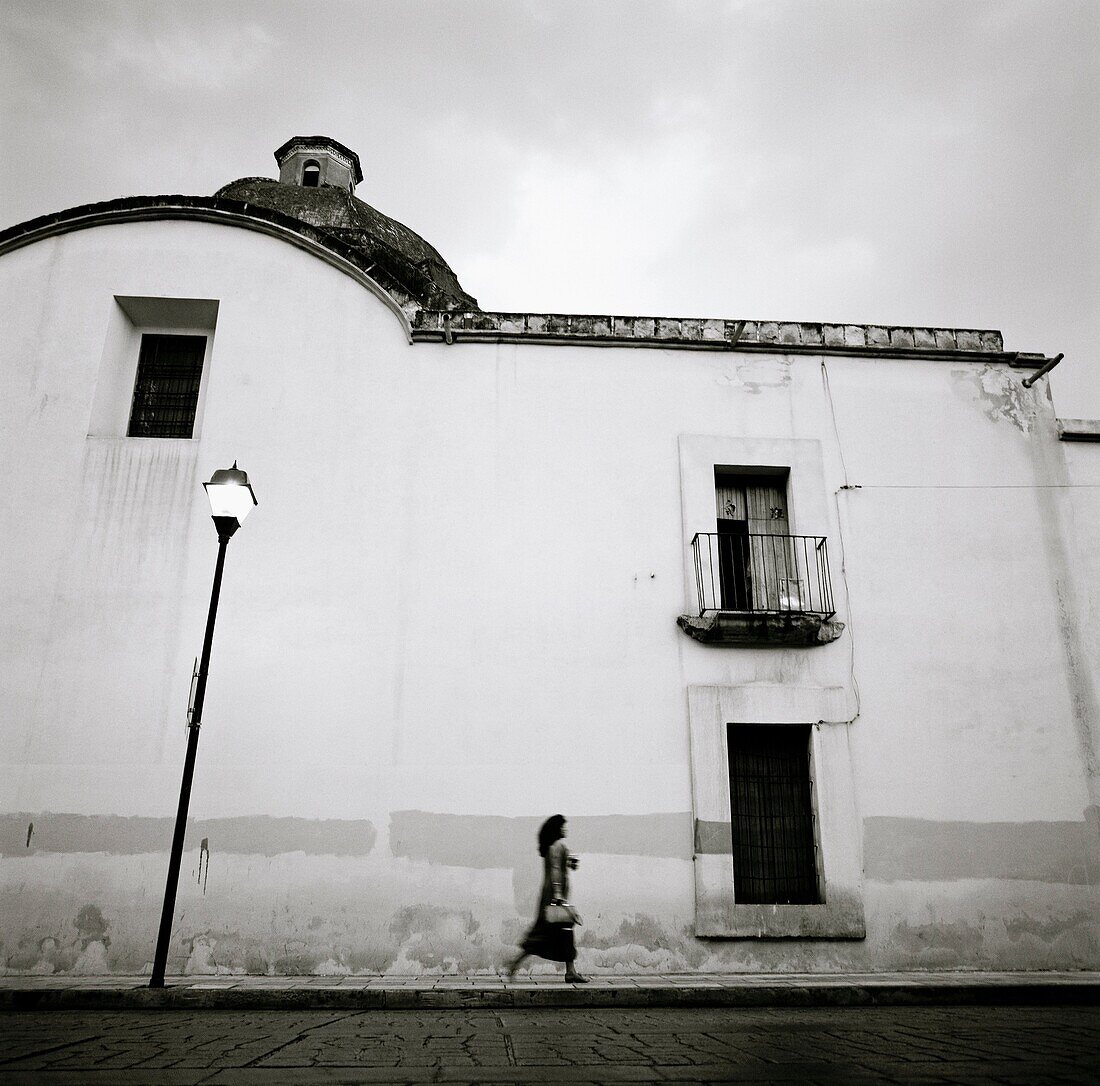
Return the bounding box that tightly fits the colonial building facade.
[1,137,1097,976]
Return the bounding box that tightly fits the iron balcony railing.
[691,533,835,617]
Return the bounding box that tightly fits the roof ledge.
[413,310,1008,356]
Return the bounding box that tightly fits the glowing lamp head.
[203,462,258,527]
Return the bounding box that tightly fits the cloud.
[66,20,278,92]
[90,22,279,91]
[3,4,278,94]
[789,237,878,290]
[460,127,728,312]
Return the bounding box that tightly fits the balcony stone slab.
[677,611,844,647]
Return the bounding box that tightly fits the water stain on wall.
[1,813,377,857]
[74,903,109,945]
[1025,414,1100,822]
[1005,910,1094,942]
[387,904,490,971]
[578,913,710,971]
[883,906,1100,971]
[890,918,983,968]
[71,903,111,974]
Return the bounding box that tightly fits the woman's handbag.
[544,902,582,926]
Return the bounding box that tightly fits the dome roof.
[215,176,477,312]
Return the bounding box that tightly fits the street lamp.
[150,462,257,988]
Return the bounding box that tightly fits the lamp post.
[150,462,257,988]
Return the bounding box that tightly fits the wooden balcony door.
[715,472,789,612]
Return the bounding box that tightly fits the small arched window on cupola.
[302,160,321,187]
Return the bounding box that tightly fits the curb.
[5,981,1100,1011]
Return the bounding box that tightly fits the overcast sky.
[3,0,1097,413]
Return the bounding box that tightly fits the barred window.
[127,334,206,438]
[727,723,821,904]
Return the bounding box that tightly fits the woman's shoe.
[565,972,589,983]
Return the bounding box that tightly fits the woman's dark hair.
[537,814,566,857]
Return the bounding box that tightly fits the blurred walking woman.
[506,814,588,982]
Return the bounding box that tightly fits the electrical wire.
[820,357,850,487]
[834,483,1100,490]
[831,487,862,727]
[820,359,861,726]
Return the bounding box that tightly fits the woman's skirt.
[520,916,576,963]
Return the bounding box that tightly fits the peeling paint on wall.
[952,364,1035,432]
[718,356,792,395]
[1,813,377,857]
[864,815,1100,884]
[4,851,1099,975]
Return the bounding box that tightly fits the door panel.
[716,518,751,610]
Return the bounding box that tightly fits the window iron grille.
[726,723,821,905]
[127,334,206,439]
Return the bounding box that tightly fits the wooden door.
[715,474,790,612]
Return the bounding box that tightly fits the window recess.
[127,334,207,438]
[88,296,218,440]
[727,723,821,905]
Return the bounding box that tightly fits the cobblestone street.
[2,1005,1098,1084]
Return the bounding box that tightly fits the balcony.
[677,533,844,647]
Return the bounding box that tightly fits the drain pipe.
[1022,353,1064,388]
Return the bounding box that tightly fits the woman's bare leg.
[564,961,588,982]
[506,952,528,979]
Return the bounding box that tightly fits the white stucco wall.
[1,218,1096,975]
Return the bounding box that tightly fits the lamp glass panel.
[206,483,255,522]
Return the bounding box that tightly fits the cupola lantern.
[274,136,363,194]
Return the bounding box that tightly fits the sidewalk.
[3,971,1099,1010]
